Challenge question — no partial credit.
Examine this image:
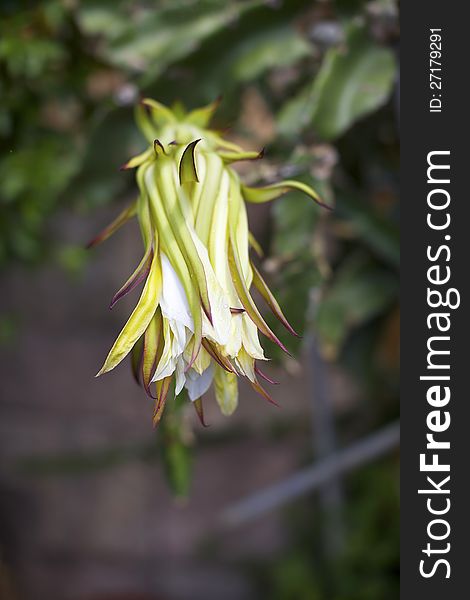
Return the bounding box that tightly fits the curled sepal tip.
[153,139,167,156]
[179,139,201,185]
[242,180,331,210]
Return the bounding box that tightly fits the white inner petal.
[151,319,176,382]
[189,229,231,346]
[151,316,188,384]
[185,364,214,402]
[225,313,243,358]
[241,314,266,360]
[175,357,186,396]
[160,253,194,332]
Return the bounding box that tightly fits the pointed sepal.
[135,103,157,143]
[153,376,172,426]
[193,397,209,427]
[242,180,330,210]
[186,96,222,128]
[110,245,154,309]
[86,201,137,249]
[251,262,300,337]
[228,240,291,356]
[248,232,264,258]
[251,378,280,407]
[219,148,264,164]
[120,147,153,171]
[141,98,177,127]
[201,339,234,373]
[96,251,162,376]
[179,139,201,185]
[255,364,280,385]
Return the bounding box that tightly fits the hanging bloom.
[89,97,327,425]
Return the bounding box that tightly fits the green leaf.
[216,26,311,83]
[278,20,396,140]
[77,1,263,86]
[315,253,397,358]
[0,137,80,265]
[337,192,400,267]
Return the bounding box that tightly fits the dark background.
[401,0,469,596]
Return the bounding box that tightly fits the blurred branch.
[220,421,399,527]
[307,318,345,557]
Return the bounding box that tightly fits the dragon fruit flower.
[89,97,327,425]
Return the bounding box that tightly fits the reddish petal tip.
[153,139,167,156]
[194,398,209,427]
[185,340,202,372]
[251,380,280,408]
[271,335,292,357]
[144,383,157,400]
[255,365,280,385]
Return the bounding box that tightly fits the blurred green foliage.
[278,19,395,139]
[1,0,397,270]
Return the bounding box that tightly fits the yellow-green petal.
[214,366,238,416]
[142,309,163,394]
[141,98,177,128]
[186,96,221,128]
[97,250,163,376]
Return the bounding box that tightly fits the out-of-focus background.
[0,1,399,599]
